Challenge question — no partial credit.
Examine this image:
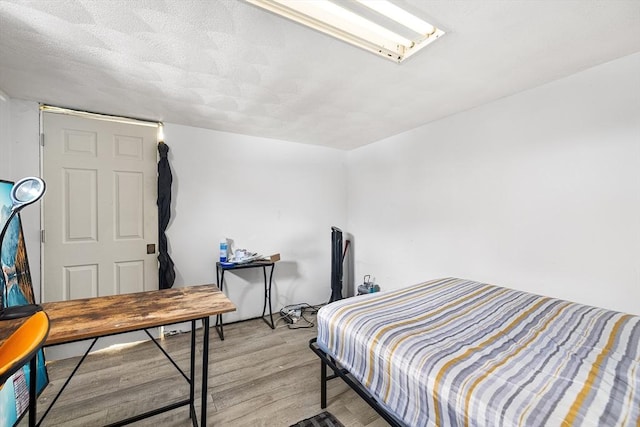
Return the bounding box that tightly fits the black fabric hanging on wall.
[157,141,175,289]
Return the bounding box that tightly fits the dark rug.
[289,411,345,427]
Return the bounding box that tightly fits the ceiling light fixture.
[246,0,444,63]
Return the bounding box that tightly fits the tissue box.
[264,253,281,262]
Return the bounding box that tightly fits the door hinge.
[40,133,45,146]
[41,230,45,243]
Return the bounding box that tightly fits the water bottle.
[219,239,228,262]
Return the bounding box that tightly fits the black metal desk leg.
[37,337,99,426]
[261,267,268,323]
[201,316,210,427]
[261,265,275,329]
[267,264,275,328]
[215,269,225,340]
[189,320,196,422]
[29,356,37,427]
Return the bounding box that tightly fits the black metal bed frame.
[308,337,403,427]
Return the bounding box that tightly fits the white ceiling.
[1,0,639,150]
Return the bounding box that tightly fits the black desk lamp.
[0,177,46,320]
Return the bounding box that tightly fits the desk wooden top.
[38,284,235,346]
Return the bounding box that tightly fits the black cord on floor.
[278,302,325,329]
[287,311,314,329]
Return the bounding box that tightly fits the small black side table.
[214,260,275,340]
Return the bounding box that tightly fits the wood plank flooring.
[29,315,388,426]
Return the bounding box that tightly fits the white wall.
[0,89,12,173]
[5,100,347,325]
[347,53,640,315]
[164,123,347,323]
[0,97,42,303]
[6,54,639,319]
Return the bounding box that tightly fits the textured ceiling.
[1,0,639,150]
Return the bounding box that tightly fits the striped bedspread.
[316,278,640,426]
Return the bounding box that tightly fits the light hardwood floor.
[29,315,388,426]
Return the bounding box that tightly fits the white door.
[42,112,159,302]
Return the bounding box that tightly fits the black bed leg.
[320,359,327,409]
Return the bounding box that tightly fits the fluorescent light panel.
[356,0,434,35]
[246,0,444,63]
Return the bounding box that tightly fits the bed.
[309,277,640,426]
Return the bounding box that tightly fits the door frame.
[39,105,162,301]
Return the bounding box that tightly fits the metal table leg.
[214,268,225,340]
[29,356,37,427]
[261,264,275,329]
[201,316,210,427]
[189,320,196,422]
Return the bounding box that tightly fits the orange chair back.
[0,311,50,386]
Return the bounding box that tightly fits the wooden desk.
[25,284,235,427]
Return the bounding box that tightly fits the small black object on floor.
[290,411,345,427]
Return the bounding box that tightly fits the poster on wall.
[0,179,48,427]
